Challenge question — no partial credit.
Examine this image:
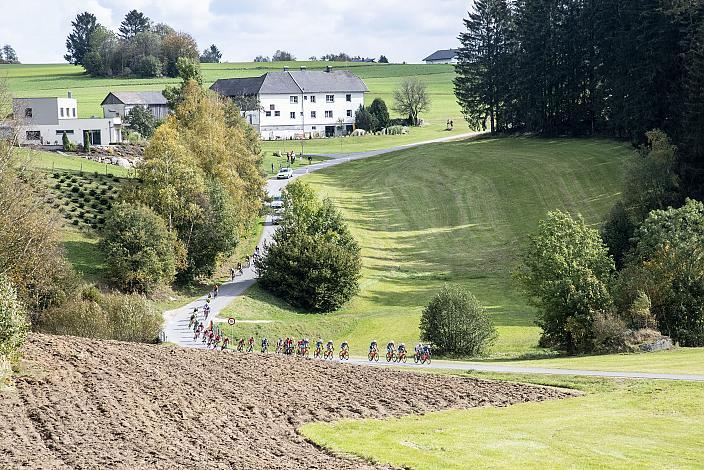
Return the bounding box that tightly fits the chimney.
[300,65,307,71]
[67,90,73,99]
[283,66,289,72]
[325,66,332,73]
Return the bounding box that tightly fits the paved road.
[163,131,704,381]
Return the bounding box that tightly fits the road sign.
[227,318,236,325]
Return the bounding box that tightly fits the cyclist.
[261,337,269,353]
[247,336,255,352]
[386,341,396,355]
[203,303,210,319]
[369,340,378,353]
[398,342,407,359]
[189,309,197,328]
[340,340,349,351]
[221,336,230,351]
[276,337,283,353]
[237,337,246,352]
[212,333,221,349]
[315,338,323,355]
[422,343,432,359]
[325,340,334,358]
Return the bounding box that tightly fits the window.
[310,95,316,103]
[346,110,352,117]
[26,130,40,140]
[325,110,333,118]
[290,96,298,104]
[270,104,275,110]
[87,130,101,145]
[310,111,316,119]
[304,96,308,101]
[55,130,74,135]
[60,108,64,117]
[274,111,280,117]
[72,108,76,117]
[326,95,334,103]
[265,111,272,117]
[312,126,317,130]
[346,94,352,102]
[24,108,32,118]
[290,112,296,119]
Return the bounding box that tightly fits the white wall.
[17,117,122,146]
[259,92,365,140]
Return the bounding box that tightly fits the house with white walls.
[423,49,459,64]
[13,92,122,146]
[210,67,368,140]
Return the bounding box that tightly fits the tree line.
[455,0,704,197]
[65,10,222,78]
[254,51,389,63]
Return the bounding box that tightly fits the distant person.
[271,162,275,173]
[308,155,312,165]
[450,120,454,129]
[230,267,236,281]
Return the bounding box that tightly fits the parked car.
[277,168,294,179]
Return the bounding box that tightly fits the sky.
[0,0,471,64]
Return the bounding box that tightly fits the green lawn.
[474,347,704,375]
[220,137,630,358]
[16,147,130,177]
[3,62,463,156]
[300,372,704,469]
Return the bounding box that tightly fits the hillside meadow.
[221,136,631,359]
[1,61,465,155]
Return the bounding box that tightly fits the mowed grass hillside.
[0,61,465,155]
[301,373,704,469]
[221,137,630,358]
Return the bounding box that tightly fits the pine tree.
[119,10,151,40]
[64,12,98,66]
[455,0,515,133]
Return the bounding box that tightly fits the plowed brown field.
[1,335,576,469]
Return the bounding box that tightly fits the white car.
[277,168,294,179]
[270,195,283,209]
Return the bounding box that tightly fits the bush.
[0,275,28,362]
[100,203,177,294]
[255,181,361,312]
[38,287,162,343]
[591,312,628,353]
[420,285,497,356]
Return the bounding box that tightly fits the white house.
[423,49,459,65]
[210,67,368,140]
[101,91,170,120]
[13,92,122,146]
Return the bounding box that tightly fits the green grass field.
[300,372,704,469]
[220,137,630,359]
[2,61,464,156]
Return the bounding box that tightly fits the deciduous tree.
[393,78,430,126]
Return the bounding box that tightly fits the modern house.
[423,49,459,64]
[13,92,122,146]
[101,91,170,120]
[210,67,368,140]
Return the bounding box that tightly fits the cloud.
[0,0,471,63]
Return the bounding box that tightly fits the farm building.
[210,66,368,140]
[12,92,122,146]
[101,91,170,120]
[423,49,459,64]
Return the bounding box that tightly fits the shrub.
[38,287,162,343]
[515,210,615,353]
[368,98,390,131]
[420,285,497,356]
[0,275,28,363]
[255,181,361,312]
[99,202,177,294]
[592,312,628,353]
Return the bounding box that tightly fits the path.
[163,131,704,381]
